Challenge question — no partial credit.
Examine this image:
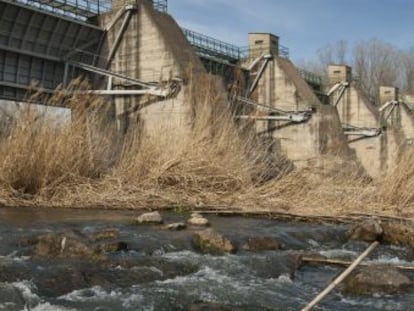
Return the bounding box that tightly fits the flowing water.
[0,207,413,311]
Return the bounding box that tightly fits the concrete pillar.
[248,33,279,58]
[379,86,399,106]
[328,64,352,86]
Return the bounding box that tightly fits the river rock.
[188,214,209,226]
[95,241,128,253]
[242,237,282,251]
[35,266,110,297]
[192,229,236,254]
[346,218,383,242]
[343,266,411,296]
[136,211,163,224]
[33,232,106,263]
[163,222,187,231]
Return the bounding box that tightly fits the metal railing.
[152,0,167,12]
[298,69,322,87]
[182,28,242,62]
[13,0,169,21]
[182,28,290,64]
[15,0,112,20]
[239,45,289,60]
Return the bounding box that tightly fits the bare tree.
[317,40,349,67]
[302,38,413,103]
[353,39,402,103]
[298,40,349,84]
[401,48,414,94]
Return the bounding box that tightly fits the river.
[0,207,413,311]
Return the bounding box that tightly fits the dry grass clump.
[0,76,290,208]
[0,75,411,217]
[380,150,414,209]
[0,80,115,202]
[108,74,290,208]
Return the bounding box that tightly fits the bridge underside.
[0,0,104,102]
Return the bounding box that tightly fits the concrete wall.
[99,0,204,82]
[379,86,414,144]
[327,65,403,178]
[248,33,279,58]
[336,84,380,129]
[379,86,399,106]
[245,34,351,167]
[97,0,206,134]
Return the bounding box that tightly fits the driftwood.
[348,212,414,223]
[192,209,356,224]
[301,256,414,271]
[301,241,380,311]
[192,209,414,226]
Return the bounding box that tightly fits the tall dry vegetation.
[0,81,115,202]
[0,77,412,216]
[0,76,289,208]
[381,150,414,209]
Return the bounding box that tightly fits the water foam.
[319,249,358,258]
[58,286,122,302]
[24,302,78,311]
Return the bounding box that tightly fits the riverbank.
[0,87,413,218]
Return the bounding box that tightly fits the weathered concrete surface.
[380,86,414,150]
[328,65,402,178]
[246,35,352,167]
[98,0,206,134]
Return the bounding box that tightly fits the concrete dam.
[0,0,412,179]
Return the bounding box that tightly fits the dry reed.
[0,76,411,217]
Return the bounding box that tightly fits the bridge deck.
[15,0,111,20]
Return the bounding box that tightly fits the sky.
[168,0,414,63]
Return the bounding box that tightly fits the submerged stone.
[33,232,106,263]
[136,211,163,224]
[87,228,120,242]
[35,266,110,297]
[343,266,411,296]
[242,237,282,251]
[192,229,236,255]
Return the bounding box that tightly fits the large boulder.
[343,266,411,296]
[33,232,106,263]
[242,237,282,251]
[27,228,125,263]
[192,229,236,255]
[347,218,383,242]
[136,211,163,224]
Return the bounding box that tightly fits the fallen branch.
[301,241,380,311]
